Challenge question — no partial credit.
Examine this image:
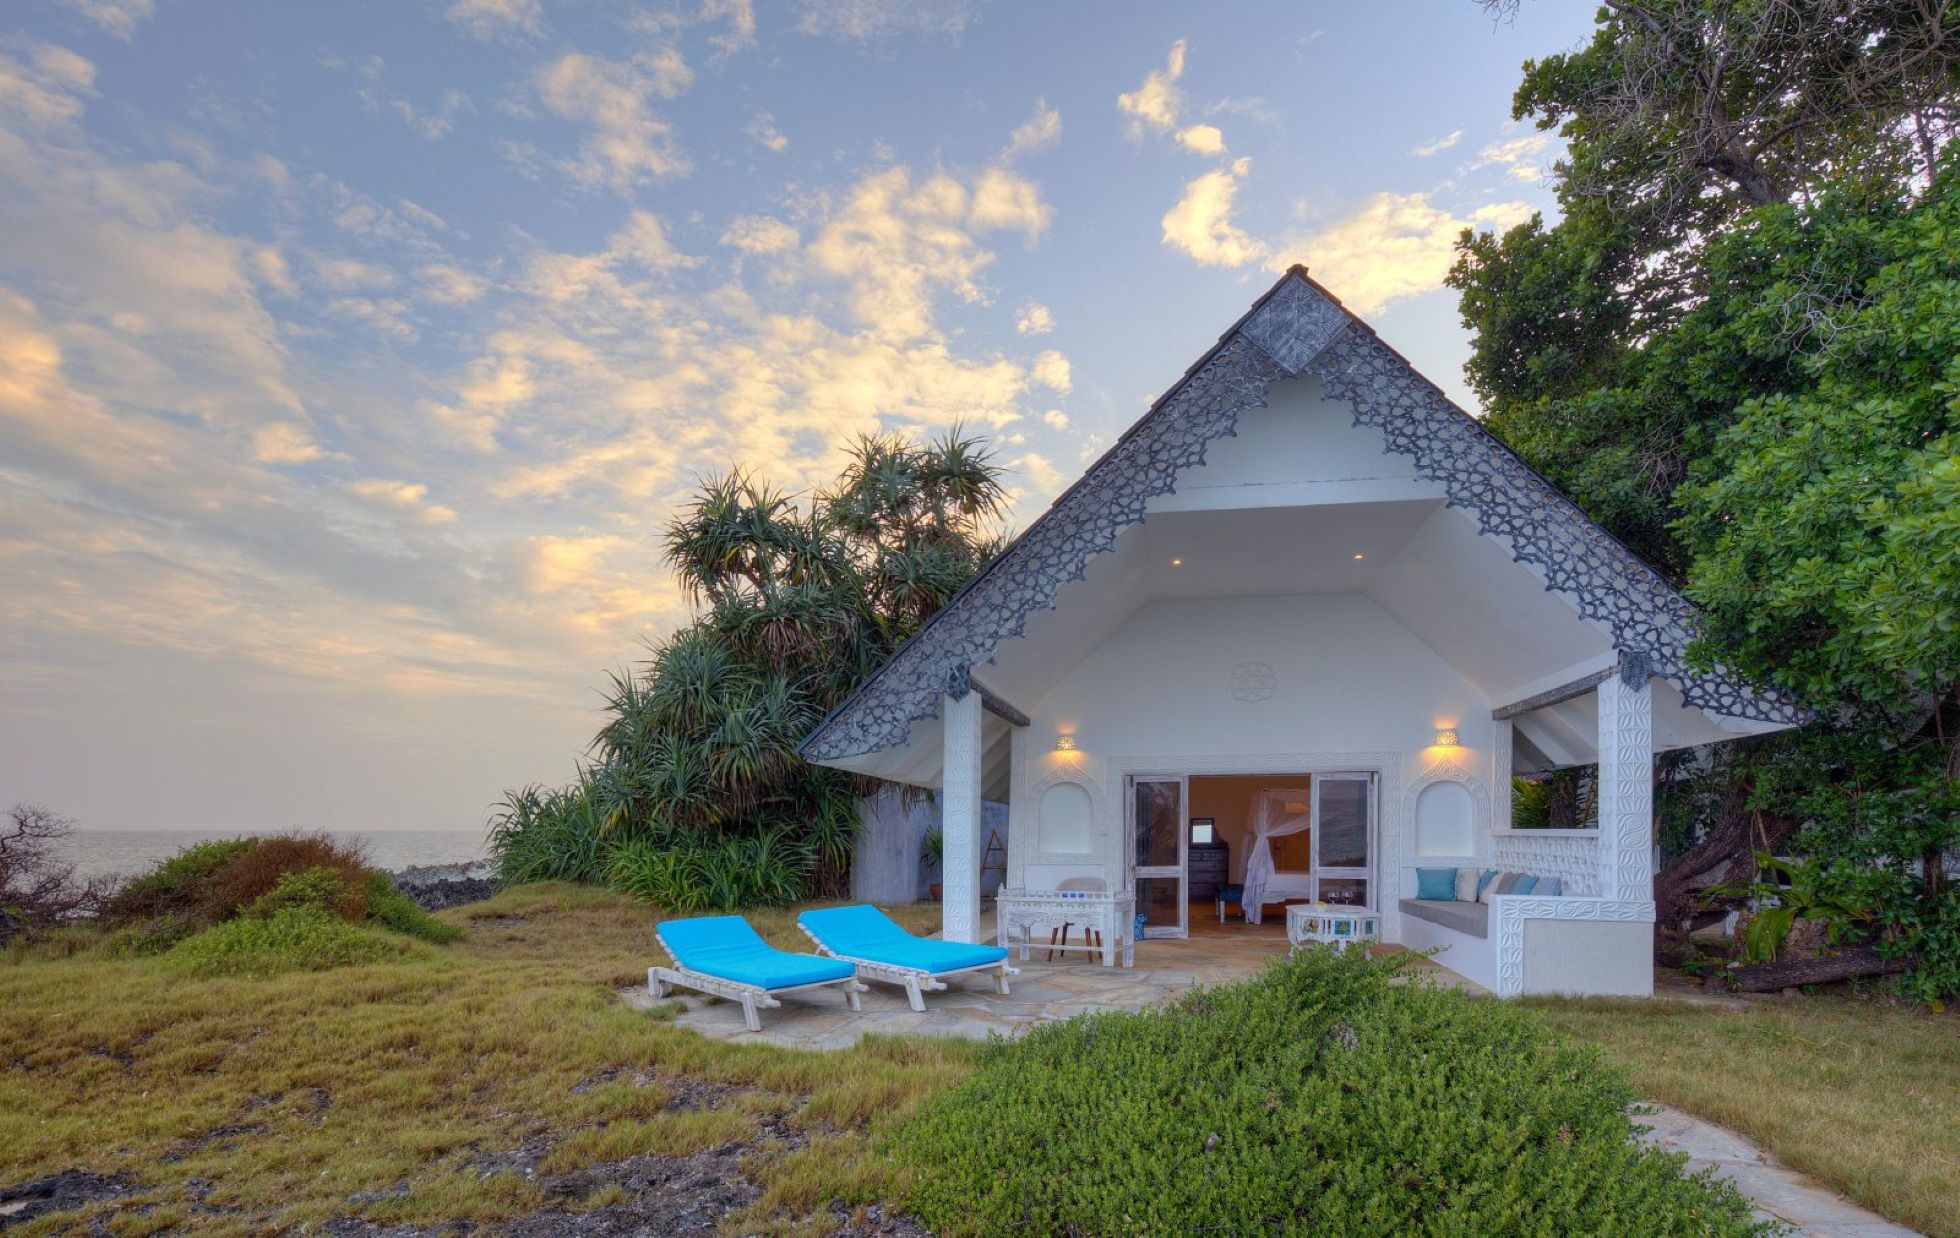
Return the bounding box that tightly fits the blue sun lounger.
[797,905,1017,1012]
[650,915,866,1032]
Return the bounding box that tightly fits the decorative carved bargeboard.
[802,271,1804,766]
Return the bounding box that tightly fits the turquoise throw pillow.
[1477,868,1500,897]
[1415,867,1457,900]
[1513,874,1539,895]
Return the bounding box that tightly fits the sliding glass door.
[1129,776,1186,938]
[1311,772,1375,908]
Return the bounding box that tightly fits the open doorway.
[1179,772,1378,931]
[1188,774,1309,932]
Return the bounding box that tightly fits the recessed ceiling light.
[1353,553,1365,561]
[1171,557,1183,566]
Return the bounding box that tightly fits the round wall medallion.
[1230,661,1277,702]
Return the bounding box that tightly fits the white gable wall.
[1006,592,1500,944]
[1149,374,1434,512]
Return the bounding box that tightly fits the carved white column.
[1491,718,1514,843]
[1004,722,1026,888]
[940,690,983,943]
[1596,662,1654,902]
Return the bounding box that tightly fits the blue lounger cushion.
[799,904,1009,974]
[658,915,856,990]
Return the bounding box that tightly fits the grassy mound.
[889,949,1765,1236]
[165,907,420,977]
[99,833,461,967]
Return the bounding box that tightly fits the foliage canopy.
[491,430,1005,908]
[1455,0,1960,995]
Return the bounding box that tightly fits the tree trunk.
[1704,946,1913,993]
[1654,803,1798,931]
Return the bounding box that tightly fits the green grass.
[164,906,425,977]
[1530,992,1960,1237]
[7,886,1953,1236]
[0,886,971,1235]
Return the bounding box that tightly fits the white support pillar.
[940,690,983,943]
[1491,718,1515,838]
[1004,722,1026,889]
[1596,662,1654,902]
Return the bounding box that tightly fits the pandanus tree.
[576,430,1006,905]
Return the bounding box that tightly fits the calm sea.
[50,829,490,883]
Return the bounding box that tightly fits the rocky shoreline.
[387,861,497,911]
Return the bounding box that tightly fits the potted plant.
[922,826,944,902]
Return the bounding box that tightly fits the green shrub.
[605,827,813,912]
[166,907,417,978]
[363,871,464,944]
[488,780,613,886]
[889,950,1764,1236]
[104,836,461,954]
[247,866,355,919]
[102,837,256,923]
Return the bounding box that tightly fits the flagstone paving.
[623,918,1477,1049]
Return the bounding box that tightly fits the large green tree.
[1456,0,1959,567]
[1455,0,1960,992]
[1675,171,1960,994]
[492,431,1005,910]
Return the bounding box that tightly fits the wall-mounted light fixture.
[1434,728,1459,748]
[1054,734,1079,753]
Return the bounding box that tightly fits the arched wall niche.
[1413,780,1476,858]
[1037,781,1094,855]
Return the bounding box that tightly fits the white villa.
[801,269,1807,998]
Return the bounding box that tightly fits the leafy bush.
[102,834,462,959]
[201,834,371,923]
[488,779,613,886]
[890,950,1763,1235]
[165,908,417,978]
[246,865,359,920]
[363,871,464,944]
[101,837,256,927]
[606,827,813,912]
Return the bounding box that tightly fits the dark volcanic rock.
[0,1170,136,1229]
[388,863,497,911]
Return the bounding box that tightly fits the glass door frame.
[1126,774,1188,939]
[1310,771,1377,908]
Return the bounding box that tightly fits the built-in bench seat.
[1398,898,1488,940]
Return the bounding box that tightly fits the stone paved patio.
[622,915,1479,1049]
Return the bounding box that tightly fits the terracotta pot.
[929,883,943,902]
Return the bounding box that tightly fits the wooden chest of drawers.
[1187,842,1230,902]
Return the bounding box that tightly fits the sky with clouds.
[0,0,1596,834]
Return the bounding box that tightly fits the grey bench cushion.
[1398,898,1489,940]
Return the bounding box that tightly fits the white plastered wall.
[1004,593,1504,944]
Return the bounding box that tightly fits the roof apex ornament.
[1239,276,1350,375]
[1617,648,1656,688]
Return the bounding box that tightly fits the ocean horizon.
[49,828,491,883]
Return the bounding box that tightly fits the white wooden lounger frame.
[797,923,1019,1012]
[648,926,866,1033]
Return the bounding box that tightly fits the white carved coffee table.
[1286,903,1381,955]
